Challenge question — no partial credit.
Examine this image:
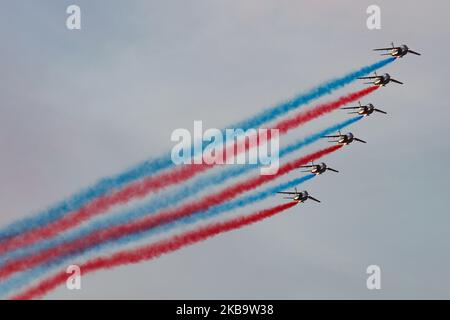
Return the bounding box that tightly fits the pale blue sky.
[0,0,449,299]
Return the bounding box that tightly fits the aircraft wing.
[374,108,387,114]
[357,76,377,79]
[341,107,360,110]
[308,196,321,203]
[354,138,367,143]
[390,78,404,84]
[409,50,421,56]
[323,135,340,138]
[373,47,395,51]
[299,165,314,168]
[277,191,297,195]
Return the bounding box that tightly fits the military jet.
[300,162,339,175]
[277,188,321,203]
[358,72,403,86]
[373,42,421,58]
[323,131,367,145]
[341,101,387,116]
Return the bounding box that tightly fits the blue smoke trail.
[232,58,393,130]
[0,117,364,299]
[0,116,363,267]
[0,173,314,298]
[0,58,394,241]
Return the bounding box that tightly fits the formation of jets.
[356,43,421,87]
[278,43,420,204]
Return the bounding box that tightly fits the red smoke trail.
[276,86,378,134]
[11,202,297,300]
[0,163,213,254]
[0,87,374,254]
[0,145,341,280]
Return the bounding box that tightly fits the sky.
[0,0,450,299]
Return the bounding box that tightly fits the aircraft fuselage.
[391,45,409,58]
[358,105,375,116]
[374,74,390,86]
[293,192,309,202]
[311,163,327,175]
[338,133,354,145]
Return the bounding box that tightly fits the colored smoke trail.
[233,58,392,130]
[0,163,213,255]
[0,143,343,294]
[0,174,313,298]
[0,141,337,279]
[0,86,373,255]
[0,172,315,280]
[11,202,298,300]
[276,86,377,134]
[0,116,362,296]
[0,116,363,269]
[0,58,393,241]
